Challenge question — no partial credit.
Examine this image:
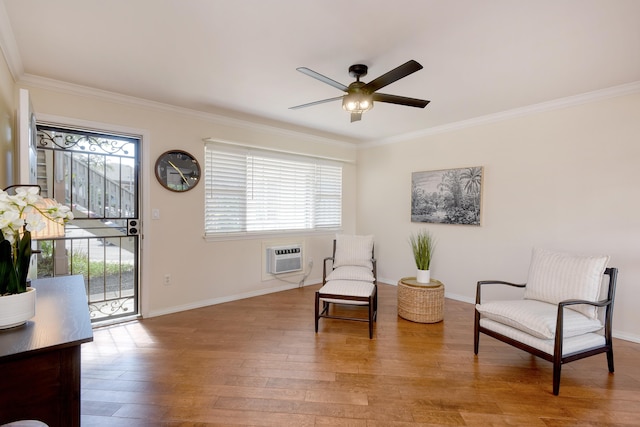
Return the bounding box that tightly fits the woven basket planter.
[397,278,444,323]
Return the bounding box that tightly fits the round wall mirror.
[155,150,201,192]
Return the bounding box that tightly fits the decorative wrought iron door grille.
[34,125,140,323]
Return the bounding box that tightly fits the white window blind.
[205,143,342,236]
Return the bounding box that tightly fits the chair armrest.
[554,296,615,355]
[322,257,334,284]
[477,280,526,287]
[475,280,526,304]
[558,298,612,309]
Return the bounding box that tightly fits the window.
[204,142,342,237]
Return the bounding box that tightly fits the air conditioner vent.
[267,245,302,274]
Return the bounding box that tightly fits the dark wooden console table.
[0,275,93,427]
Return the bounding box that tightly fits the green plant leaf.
[15,231,32,293]
[0,238,19,295]
[409,230,436,270]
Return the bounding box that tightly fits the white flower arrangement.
[0,186,74,295]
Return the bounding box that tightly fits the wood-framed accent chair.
[474,247,618,395]
[315,234,377,339]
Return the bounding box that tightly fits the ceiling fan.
[290,59,430,123]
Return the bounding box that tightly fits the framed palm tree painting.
[411,166,483,225]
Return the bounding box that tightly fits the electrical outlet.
[163,274,171,286]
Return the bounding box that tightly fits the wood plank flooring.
[81,283,640,426]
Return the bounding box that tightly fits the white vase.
[416,269,431,284]
[0,287,36,329]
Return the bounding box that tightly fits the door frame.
[34,113,152,319]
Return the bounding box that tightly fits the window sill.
[203,228,342,242]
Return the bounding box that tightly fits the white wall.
[356,92,640,342]
[21,82,358,317]
[15,79,640,342]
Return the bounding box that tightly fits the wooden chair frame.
[315,240,378,339]
[474,267,618,395]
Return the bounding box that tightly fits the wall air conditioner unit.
[267,244,302,274]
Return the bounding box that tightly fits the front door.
[34,124,140,323]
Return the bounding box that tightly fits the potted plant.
[0,185,73,328]
[409,229,435,284]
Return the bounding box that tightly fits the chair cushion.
[326,266,375,282]
[524,247,609,319]
[476,299,603,340]
[318,280,375,305]
[479,318,606,356]
[333,234,374,270]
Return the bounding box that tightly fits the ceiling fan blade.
[289,96,344,110]
[362,60,423,93]
[296,67,348,91]
[350,112,362,122]
[372,93,430,108]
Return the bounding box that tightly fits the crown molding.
[7,14,638,153]
[17,73,357,150]
[364,81,640,148]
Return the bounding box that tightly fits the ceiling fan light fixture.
[342,93,373,113]
[292,60,427,122]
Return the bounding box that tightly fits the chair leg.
[552,361,561,396]
[373,289,378,321]
[607,348,615,373]
[368,295,374,339]
[473,310,480,355]
[314,292,320,333]
[316,287,376,339]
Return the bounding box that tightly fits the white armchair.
[315,234,377,338]
[474,248,618,395]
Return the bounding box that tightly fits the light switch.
[152,208,160,220]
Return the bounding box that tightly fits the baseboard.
[145,281,310,318]
[443,292,475,305]
[612,331,640,344]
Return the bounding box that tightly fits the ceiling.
[2,0,639,144]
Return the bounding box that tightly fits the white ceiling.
[2,0,639,144]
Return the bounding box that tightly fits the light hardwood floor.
[81,283,640,426]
